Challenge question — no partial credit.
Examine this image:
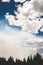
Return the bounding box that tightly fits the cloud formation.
[5,0,43,34]
[14,0,26,3]
[2,0,26,3]
[32,0,43,13]
[2,0,10,2]
[0,27,37,60]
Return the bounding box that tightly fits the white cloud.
[32,0,43,14]
[2,0,26,3]
[0,30,37,60]
[2,0,10,2]
[5,0,43,34]
[40,28,43,32]
[14,0,26,3]
[0,26,43,60]
[5,12,43,34]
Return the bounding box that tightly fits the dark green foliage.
[0,53,43,65]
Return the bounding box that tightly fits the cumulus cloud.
[5,0,43,34]
[14,0,26,3]
[32,0,43,14]
[40,28,43,32]
[2,0,10,2]
[2,0,26,3]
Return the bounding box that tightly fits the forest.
[0,53,43,65]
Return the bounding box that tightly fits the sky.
[0,0,43,60]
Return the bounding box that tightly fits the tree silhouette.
[0,53,43,65]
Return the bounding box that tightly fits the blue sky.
[0,0,23,19]
[0,0,43,60]
[0,0,24,32]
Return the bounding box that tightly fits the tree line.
[0,53,43,65]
